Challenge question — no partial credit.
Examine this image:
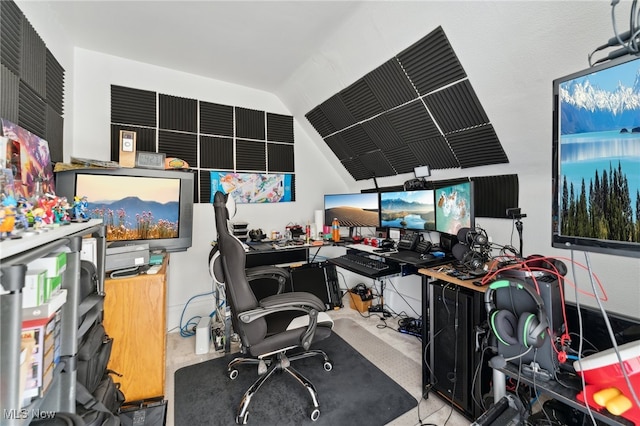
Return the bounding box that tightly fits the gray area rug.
[174,329,417,425]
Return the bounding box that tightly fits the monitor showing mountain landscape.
[380,189,436,230]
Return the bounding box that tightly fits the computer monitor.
[379,189,435,230]
[323,192,380,234]
[435,181,474,236]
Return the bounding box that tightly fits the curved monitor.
[435,181,474,236]
[323,192,380,228]
[380,189,435,230]
[552,54,640,258]
[55,168,194,252]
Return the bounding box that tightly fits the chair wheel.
[310,408,320,421]
[323,361,333,371]
[236,412,248,424]
[229,369,239,380]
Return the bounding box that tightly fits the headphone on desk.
[484,279,549,349]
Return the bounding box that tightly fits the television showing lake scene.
[552,54,640,258]
[380,189,435,230]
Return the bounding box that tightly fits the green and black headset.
[484,279,549,349]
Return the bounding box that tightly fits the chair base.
[228,349,333,424]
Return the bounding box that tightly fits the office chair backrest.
[213,191,268,346]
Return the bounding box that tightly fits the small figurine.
[72,195,89,222]
[0,194,20,240]
[54,196,71,224]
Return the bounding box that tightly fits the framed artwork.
[1,119,55,199]
[210,171,293,203]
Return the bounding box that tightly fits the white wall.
[279,1,640,316]
[71,48,348,330]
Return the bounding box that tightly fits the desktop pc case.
[494,270,563,378]
[290,261,342,310]
[428,281,491,419]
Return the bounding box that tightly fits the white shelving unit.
[0,219,106,425]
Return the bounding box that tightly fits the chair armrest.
[245,265,290,294]
[238,292,325,324]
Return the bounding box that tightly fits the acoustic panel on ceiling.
[200,136,233,170]
[305,106,336,138]
[385,100,440,143]
[340,78,384,123]
[397,26,466,96]
[266,113,294,144]
[472,174,519,218]
[306,25,508,181]
[318,96,356,134]
[341,157,373,181]
[200,101,233,137]
[158,130,197,167]
[18,80,46,137]
[267,143,294,173]
[20,17,46,98]
[235,107,265,140]
[408,137,459,170]
[365,59,418,110]
[0,64,19,123]
[110,125,157,162]
[446,125,508,169]
[159,94,197,132]
[0,0,22,75]
[361,113,404,151]
[111,85,157,127]
[341,124,378,156]
[383,146,421,175]
[358,150,396,178]
[423,80,488,134]
[46,49,64,115]
[236,139,266,171]
[324,133,354,161]
[45,106,63,163]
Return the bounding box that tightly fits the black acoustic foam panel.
[159,94,197,132]
[305,25,508,181]
[111,85,156,127]
[200,101,233,137]
[18,80,46,137]
[236,139,266,171]
[235,107,265,140]
[266,113,294,144]
[0,0,22,76]
[45,49,64,115]
[45,105,63,163]
[20,17,46,98]
[267,143,294,172]
[0,64,19,123]
[158,130,197,167]
[200,136,233,169]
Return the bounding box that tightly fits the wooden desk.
[418,266,489,293]
[104,255,167,401]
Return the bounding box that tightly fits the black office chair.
[212,191,334,424]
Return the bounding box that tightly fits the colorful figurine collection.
[0,191,89,241]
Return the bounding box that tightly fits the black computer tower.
[290,261,342,310]
[428,281,490,420]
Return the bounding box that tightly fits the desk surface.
[418,266,489,293]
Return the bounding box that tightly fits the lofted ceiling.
[40,0,363,94]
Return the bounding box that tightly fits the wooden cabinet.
[103,256,167,401]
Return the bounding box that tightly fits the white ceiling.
[42,0,364,93]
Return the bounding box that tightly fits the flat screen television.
[435,181,474,236]
[55,168,195,252]
[552,54,640,258]
[323,192,380,234]
[379,189,436,230]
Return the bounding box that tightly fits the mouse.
[420,253,435,260]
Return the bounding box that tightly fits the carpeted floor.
[174,331,417,425]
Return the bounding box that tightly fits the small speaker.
[119,130,137,168]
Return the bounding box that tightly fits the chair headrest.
[213,190,237,219]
